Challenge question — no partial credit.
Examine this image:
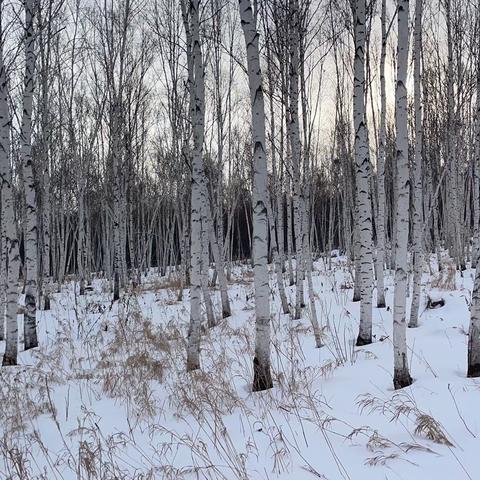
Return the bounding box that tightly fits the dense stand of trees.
[1,0,480,388]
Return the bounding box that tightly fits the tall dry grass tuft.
[431,261,456,291]
[95,294,175,420]
[358,392,453,446]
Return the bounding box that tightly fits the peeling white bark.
[0,37,20,366]
[239,0,272,391]
[393,0,413,389]
[184,0,205,372]
[287,0,306,320]
[22,0,38,350]
[468,7,480,378]
[409,0,424,328]
[353,0,373,346]
[375,0,387,309]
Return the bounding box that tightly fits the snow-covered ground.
[1,256,479,479]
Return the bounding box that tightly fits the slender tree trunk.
[22,0,38,350]
[200,186,215,327]
[267,49,289,315]
[353,0,374,346]
[286,173,295,286]
[409,0,424,328]
[42,168,51,310]
[239,0,273,391]
[208,219,231,318]
[352,219,361,302]
[468,7,480,377]
[184,0,208,371]
[305,242,323,348]
[472,17,480,269]
[112,97,123,303]
[375,0,387,309]
[393,0,413,389]
[288,0,306,320]
[468,258,480,377]
[78,188,86,295]
[0,35,20,366]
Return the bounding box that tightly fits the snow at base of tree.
[0,255,478,479]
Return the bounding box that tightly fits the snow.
[1,256,479,479]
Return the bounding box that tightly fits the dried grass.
[357,393,453,446]
[431,262,456,291]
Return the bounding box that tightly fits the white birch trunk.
[208,216,231,318]
[210,13,231,319]
[353,0,373,346]
[472,23,480,269]
[78,187,86,295]
[112,102,122,302]
[201,210,215,328]
[0,39,20,366]
[22,0,38,350]
[286,173,295,286]
[239,0,272,391]
[306,243,323,348]
[353,209,361,302]
[468,7,480,377]
[287,0,306,320]
[267,69,289,315]
[268,196,289,315]
[409,0,424,328]
[0,219,5,340]
[468,255,480,377]
[445,0,462,270]
[42,167,51,310]
[375,0,387,309]
[185,0,206,371]
[393,0,413,389]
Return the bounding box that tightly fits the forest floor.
[0,255,479,480]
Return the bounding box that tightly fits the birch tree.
[0,11,20,366]
[36,0,59,311]
[473,10,480,269]
[185,0,207,371]
[393,0,413,389]
[468,4,480,378]
[238,0,272,391]
[22,0,39,350]
[468,256,480,377]
[287,0,306,321]
[375,0,387,309]
[353,0,373,346]
[409,0,423,328]
[209,1,232,319]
